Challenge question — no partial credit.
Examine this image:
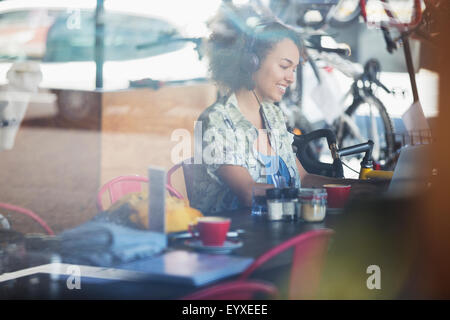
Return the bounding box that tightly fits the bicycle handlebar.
[338,140,374,169]
[293,128,337,149]
[338,140,373,158]
[372,77,391,94]
[292,129,377,178]
[292,129,344,178]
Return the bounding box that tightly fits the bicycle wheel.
[336,94,395,168]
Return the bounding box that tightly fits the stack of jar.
[266,187,299,221]
[265,187,327,222]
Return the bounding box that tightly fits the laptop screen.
[387,144,432,197]
[148,166,167,236]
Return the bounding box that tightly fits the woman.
[190,7,383,214]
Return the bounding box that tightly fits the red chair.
[0,202,54,235]
[96,175,183,211]
[239,229,334,300]
[181,280,279,300]
[167,158,195,202]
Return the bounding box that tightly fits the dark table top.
[225,209,338,257]
[1,209,342,299]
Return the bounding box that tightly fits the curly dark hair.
[207,5,305,92]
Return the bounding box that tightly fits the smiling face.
[252,38,300,102]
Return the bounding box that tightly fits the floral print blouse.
[190,93,301,214]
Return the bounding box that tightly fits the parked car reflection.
[0,1,209,121]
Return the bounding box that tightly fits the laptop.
[148,166,167,235]
[387,144,433,197]
[117,250,253,286]
[0,250,254,287]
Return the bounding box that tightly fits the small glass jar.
[299,188,328,222]
[266,188,283,221]
[282,188,298,221]
[251,185,267,217]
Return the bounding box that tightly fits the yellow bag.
[105,192,202,233]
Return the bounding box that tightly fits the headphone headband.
[241,20,303,77]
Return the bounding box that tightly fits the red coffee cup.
[189,217,230,246]
[323,184,352,208]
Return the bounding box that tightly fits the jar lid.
[282,188,299,199]
[266,188,282,199]
[299,188,327,200]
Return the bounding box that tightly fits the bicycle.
[357,0,442,164]
[330,56,395,167]
[281,33,397,171]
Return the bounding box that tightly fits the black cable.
[252,90,262,109]
[253,90,266,130]
[341,160,360,175]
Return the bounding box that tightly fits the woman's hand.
[217,165,274,207]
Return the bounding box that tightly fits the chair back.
[181,280,279,300]
[181,158,195,202]
[97,175,184,211]
[0,202,54,235]
[239,229,334,299]
[96,175,147,211]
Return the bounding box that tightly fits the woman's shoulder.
[198,98,226,120]
[197,95,236,128]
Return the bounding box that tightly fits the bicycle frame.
[327,57,393,162]
[360,166,393,180]
[283,45,396,166]
[359,0,425,103]
[337,140,393,180]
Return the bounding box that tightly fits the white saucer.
[184,239,243,254]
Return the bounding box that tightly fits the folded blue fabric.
[59,221,167,267]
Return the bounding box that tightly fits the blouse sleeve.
[197,107,246,177]
[286,130,295,146]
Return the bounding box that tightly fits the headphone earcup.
[241,52,259,73]
[249,53,259,72]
